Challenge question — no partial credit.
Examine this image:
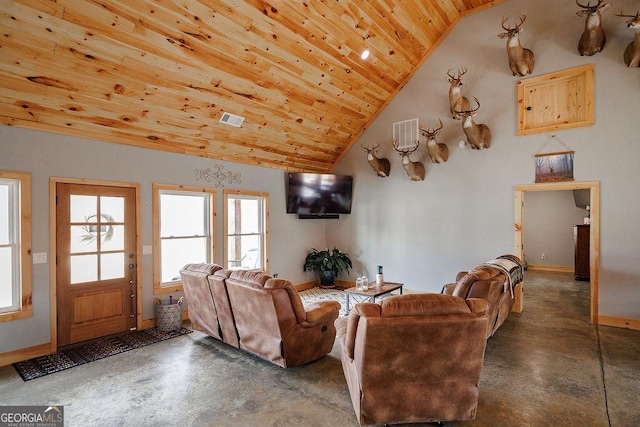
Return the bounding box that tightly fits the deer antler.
[446,68,455,79]
[405,140,420,155]
[360,143,380,151]
[502,14,526,31]
[615,10,640,18]
[392,139,419,155]
[577,0,606,10]
[454,97,480,115]
[447,67,467,80]
[421,118,444,136]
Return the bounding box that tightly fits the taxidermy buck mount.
[447,68,470,119]
[361,144,391,177]
[576,0,611,56]
[419,119,449,164]
[616,10,640,67]
[498,14,535,76]
[392,140,425,181]
[454,97,492,150]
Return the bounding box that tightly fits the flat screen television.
[285,172,354,217]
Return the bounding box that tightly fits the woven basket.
[155,296,184,332]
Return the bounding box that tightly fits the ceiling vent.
[219,112,244,127]
[392,118,419,149]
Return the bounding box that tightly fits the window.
[224,190,268,271]
[153,184,216,294]
[0,171,32,322]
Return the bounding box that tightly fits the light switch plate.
[33,252,48,264]
[143,245,152,255]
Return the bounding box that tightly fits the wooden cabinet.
[574,225,590,281]
[517,64,594,135]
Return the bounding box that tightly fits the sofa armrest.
[304,300,341,324]
[465,297,489,314]
[441,283,456,295]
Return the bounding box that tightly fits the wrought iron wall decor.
[194,165,242,187]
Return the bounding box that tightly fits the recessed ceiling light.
[360,49,370,60]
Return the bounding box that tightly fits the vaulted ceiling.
[0,0,503,172]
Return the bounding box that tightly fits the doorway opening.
[514,181,600,324]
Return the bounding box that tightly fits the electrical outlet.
[541,253,547,260]
[33,252,48,264]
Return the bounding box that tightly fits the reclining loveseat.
[442,254,524,337]
[180,264,340,368]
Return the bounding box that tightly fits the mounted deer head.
[498,14,535,76]
[392,139,425,181]
[361,143,391,177]
[447,68,470,119]
[616,10,640,67]
[419,119,449,164]
[454,97,491,150]
[576,0,611,56]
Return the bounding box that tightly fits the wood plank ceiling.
[0,0,503,172]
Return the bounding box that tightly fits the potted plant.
[303,247,353,288]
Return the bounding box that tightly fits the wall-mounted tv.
[285,172,354,218]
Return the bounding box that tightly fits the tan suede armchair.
[335,293,489,426]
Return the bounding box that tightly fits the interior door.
[56,183,137,347]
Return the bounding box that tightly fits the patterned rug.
[299,287,347,315]
[13,327,192,381]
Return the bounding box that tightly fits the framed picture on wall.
[534,151,574,183]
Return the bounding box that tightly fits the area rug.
[13,327,192,381]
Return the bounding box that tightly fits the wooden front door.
[56,183,137,347]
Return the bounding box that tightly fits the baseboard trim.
[527,265,573,273]
[598,315,640,331]
[0,342,51,367]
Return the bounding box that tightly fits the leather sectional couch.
[180,264,340,368]
[442,254,524,337]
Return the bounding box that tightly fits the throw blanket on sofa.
[482,254,523,297]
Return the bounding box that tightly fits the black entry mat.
[13,327,192,381]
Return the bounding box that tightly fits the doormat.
[13,327,192,381]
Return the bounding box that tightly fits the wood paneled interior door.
[56,183,137,347]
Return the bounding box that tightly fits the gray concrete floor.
[0,270,638,426]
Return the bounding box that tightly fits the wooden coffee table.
[343,282,404,312]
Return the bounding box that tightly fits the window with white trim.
[0,171,32,322]
[153,184,216,294]
[224,190,268,271]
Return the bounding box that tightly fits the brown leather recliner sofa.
[442,254,524,338]
[180,264,340,368]
[335,293,490,426]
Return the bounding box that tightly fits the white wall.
[0,127,326,353]
[331,0,640,321]
[523,191,586,268]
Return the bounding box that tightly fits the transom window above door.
[153,184,216,294]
